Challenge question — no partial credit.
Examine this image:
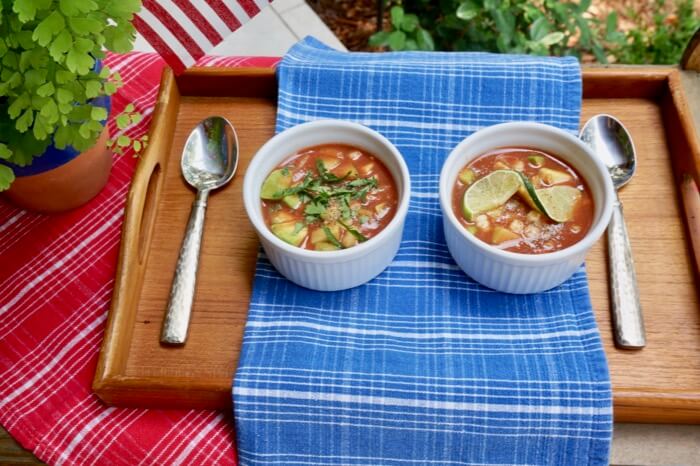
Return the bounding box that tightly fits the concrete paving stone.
[277,2,347,51]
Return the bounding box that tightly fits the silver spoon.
[580,114,645,349]
[160,116,238,345]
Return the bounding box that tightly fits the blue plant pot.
[2,95,112,177]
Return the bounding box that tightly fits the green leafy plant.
[0,0,145,190]
[606,0,700,64]
[370,0,700,66]
[370,0,608,59]
[369,5,435,51]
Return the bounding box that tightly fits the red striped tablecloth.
[0,52,279,466]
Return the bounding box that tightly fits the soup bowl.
[439,122,614,294]
[243,119,411,291]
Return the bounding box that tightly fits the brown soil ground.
[308,0,697,56]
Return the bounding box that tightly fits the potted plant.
[0,0,145,212]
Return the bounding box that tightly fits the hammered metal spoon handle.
[161,189,209,345]
[608,195,645,348]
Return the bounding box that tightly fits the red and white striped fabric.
[0,52,279,466]
[134,1,272,74]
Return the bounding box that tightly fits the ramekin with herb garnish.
[243,120,410,291]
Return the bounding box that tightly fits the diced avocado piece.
[492,226,519,244]
[458,168,475,185]
[466,225,478,235]
[539,167,572,185]
[310,227,326,244]
[375,203,390,219]
[528,154,545,167]
[516,172,545,213]
[318,156,341,171]
[359,162,374,176]
[261,169,292,200]
[270,210,296,225]
[326,223,341,240]
[309,223,341,244]
[341,230,358,248]
[517,184,538,210]
[271,221,307,246]
[332,161,358,179]
[315,241,340,251]
[283,194,301,209]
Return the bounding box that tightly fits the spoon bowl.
[580,114,636,188]
[161,116,238,345]
[579,114,645,349]
[181,116,238,190]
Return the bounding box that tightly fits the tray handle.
[137,162,162,264]
[681,173,700,275]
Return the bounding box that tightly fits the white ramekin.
[439,122,614,294]
[243,119,411,291]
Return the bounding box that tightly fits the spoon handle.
[607,195,646,349]
[161,190,209,345]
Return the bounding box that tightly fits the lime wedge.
[462,170,521,221]
[535,186,582,223]
[516,172,545,213]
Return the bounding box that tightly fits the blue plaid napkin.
[233,37,612,466]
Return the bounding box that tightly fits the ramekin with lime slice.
[439,122,614,294]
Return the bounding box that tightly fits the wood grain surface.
[92,67,700,423]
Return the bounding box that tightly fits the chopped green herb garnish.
[316,159,347,183]
[322,225,343,248]
[263,157,381,237]
[347,177,378,188]
[339,220,368,243]
[304,202,326,217]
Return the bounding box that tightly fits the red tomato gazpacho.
[261,144,398,250]
[452,148,594,254]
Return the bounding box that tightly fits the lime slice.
[535,186,582,223]
[462,170,521,221]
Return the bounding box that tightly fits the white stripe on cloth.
[0,211,25,234]
[234,387,612,416]
[137,7,195,68]
[0,211,122,316]
[0,314,106,410]
[237,366,609,386]
[172,413,225,466]
[245,320,599,341]
[238,449,540,466]
[55,408,116,466]
[157,0,215,51]
[223,0,251,21]
[4,318,108,427]
[191,0,231,37]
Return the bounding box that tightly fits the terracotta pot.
[5,128,112,213]
[3,95,113,213]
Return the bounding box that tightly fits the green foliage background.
[0,0,142,190]
[371,0,700,66]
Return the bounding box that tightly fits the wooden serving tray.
[94,66,700,423]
